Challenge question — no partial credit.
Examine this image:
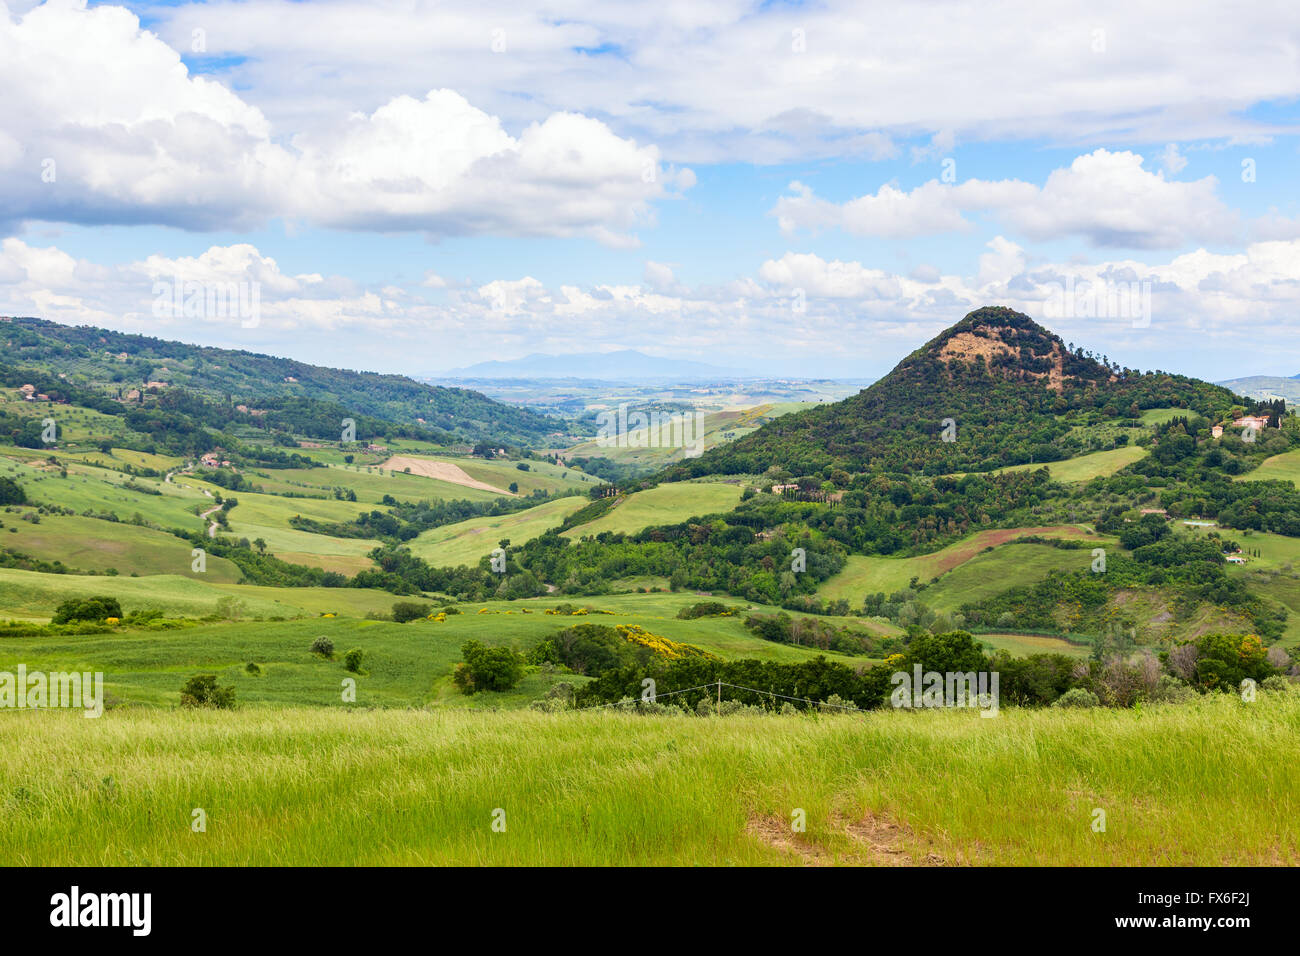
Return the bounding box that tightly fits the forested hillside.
[0,317,569,446]
[665,307,1249,478]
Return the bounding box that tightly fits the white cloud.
[0,2,683,242]
[775,149,1240,248]
[143,0,1300,164]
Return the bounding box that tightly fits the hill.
[0,317,569,446]
[663,307,1244,479]
[1217,373,1300,404]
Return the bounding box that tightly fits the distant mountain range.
[433,350,754,382]
[1216,374,1300,403]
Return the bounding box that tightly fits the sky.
[1,0,1299,380]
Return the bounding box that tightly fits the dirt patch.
[938,327,1068,393]
[928,525,1097,576]
[748,810,954,866]
[380,457,515,495]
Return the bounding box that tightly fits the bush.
[52,596,122,624]
[343,648,364,673]
[677,601,734,620]
[1052,687,1101,708]
[454,640,523,694]
[1261,675,1292,693]
[310,636,334,658]
[244,662,261,676]
[392,601,432,623]
[179,674,236,709]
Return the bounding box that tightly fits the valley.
[2,307,1298,869]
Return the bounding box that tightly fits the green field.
[565,481,745,538]
[2,693,1295,865]
[973,631,1091,658]
[818,526,1104,605]
[1245,448,1300,486]
[0,589,889,705]
[1139,407,1188,425]
[409,496,589,568]
[5,455,213,531]
[994,446,1147,483]
[0,513,242,581]
[0,566,405,621]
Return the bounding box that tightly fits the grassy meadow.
[817,525,1104,604]
[564,481,745,538]
[1,693,1295,866]
[408,495,588,568]
[992,446,1148,483]
[0,591,891,707]
[1244,448,1300,486]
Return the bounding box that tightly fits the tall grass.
[1,692,1295,865]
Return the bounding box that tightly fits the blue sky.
[3,0,1300,380]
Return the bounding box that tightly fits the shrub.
[310,636,334,658]
[1261,675,1292,693]
[52,596,122,624]
[244,662,261,676]
[455,640,524,694]
[343,648,364,673]
[676,601,734,620]
[392,601,432,623]
[1052,687,1101,708]
[179,674,236,709]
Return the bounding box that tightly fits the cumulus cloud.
[775,150,1241,248]
[7,235,1300,376]
[0,1,685,242]
[143,0,1300,163]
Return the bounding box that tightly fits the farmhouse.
[1233,415,1270,431]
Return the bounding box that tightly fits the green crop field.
[5,456,213,530]
[2,693,1295,865]
[409,496,588,568]
[564,481,745,538]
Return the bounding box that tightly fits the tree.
[52,596,122,624]
[454,640,523,694]
[392,601,432,623]
[179,674,236,709]
[253,537,267,554]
